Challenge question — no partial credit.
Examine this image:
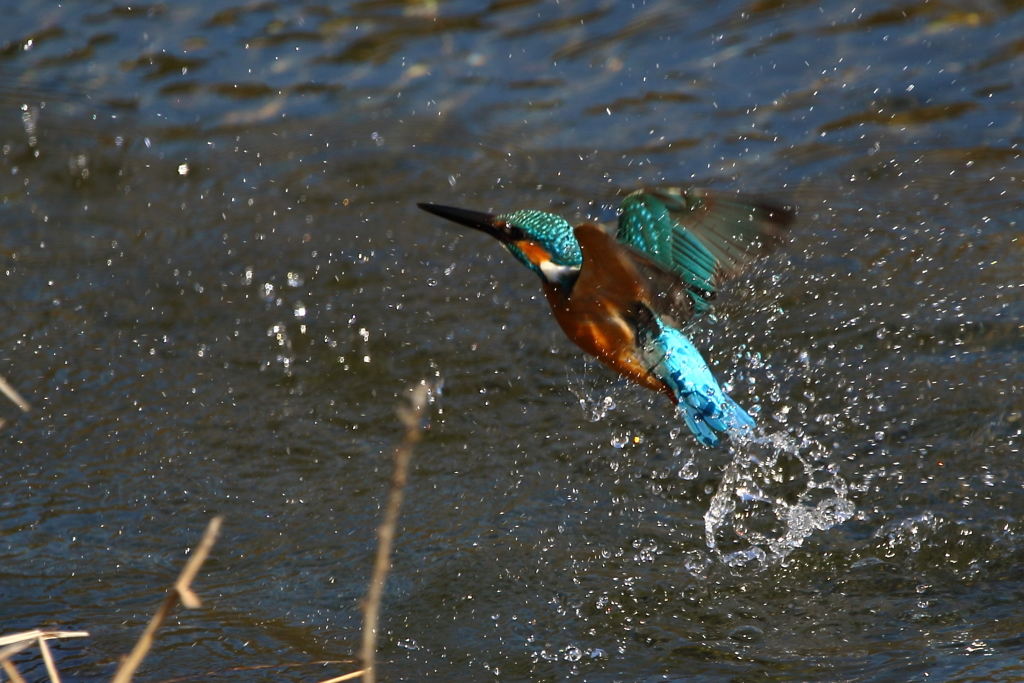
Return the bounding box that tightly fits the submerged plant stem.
[360,384,429,683]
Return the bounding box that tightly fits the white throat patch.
[538,260,580,285]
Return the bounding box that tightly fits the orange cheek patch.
[513,240,552,265]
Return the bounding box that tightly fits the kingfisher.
[418,188,795,447]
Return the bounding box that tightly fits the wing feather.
[616,187,795,312]
[573,223,701,328]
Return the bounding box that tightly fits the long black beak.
[417,202,511,243]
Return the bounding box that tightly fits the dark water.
[2,0,1023,681]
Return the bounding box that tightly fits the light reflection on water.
[1,0,1023,681]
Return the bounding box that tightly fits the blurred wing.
[573,223,700,328]
[616,187,795,312]
[621,246,703,326]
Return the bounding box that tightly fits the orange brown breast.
[540,224,676,402]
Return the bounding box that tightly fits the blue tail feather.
[643,325,755,447]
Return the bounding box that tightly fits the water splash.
[580,394,616,423]
[872,511,940,555]
[705,430,854,563]
[569,359,854,564]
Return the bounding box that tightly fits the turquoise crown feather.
[497,209,582,274]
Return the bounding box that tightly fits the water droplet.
[287,271,304,287]
[679,457,698,480]
[610,433,628,449]
[682,550,710,578]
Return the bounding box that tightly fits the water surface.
[2,0,1023,681]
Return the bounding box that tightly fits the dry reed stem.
[110,516,223,683]
[0,374,30,413]
[315,670,365,683]
[0,640,35,663]
[0,630,90,651]
[0,630,89,683]
[1,659,27,683]
[359,383,429,683]
[37,639,60,683]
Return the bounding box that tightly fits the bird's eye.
[505,224,527,241]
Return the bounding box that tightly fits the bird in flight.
[419,188,794,447]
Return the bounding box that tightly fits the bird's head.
[419,203,582,284]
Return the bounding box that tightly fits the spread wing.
[615,188,795,314]
[572,223,701,329]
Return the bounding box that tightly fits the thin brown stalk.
[0,374,30,413]
[0,630,89,683]
[36,638,60,683]
[316,671,365,683]
[0,640,35,663]
[110,516,223,683]
[0,630,90,651]
[1,659,27,683]
[359,384,429,683]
